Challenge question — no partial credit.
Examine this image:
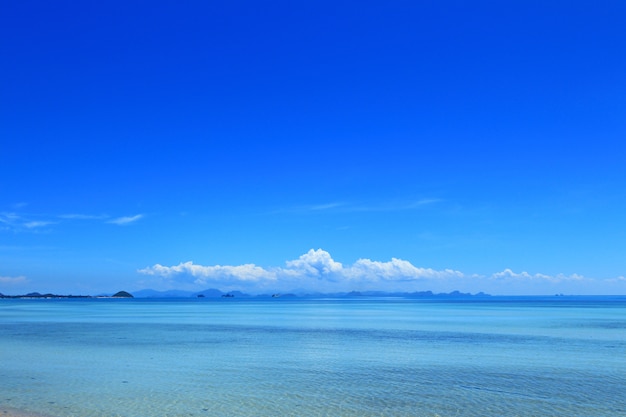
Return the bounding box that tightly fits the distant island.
[0,289,492,299]
[0,291,134,299]
[127,288,493,299]
[3,289,623,300]
[111,290,134,298]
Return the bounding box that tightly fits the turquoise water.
[1,298,625,417]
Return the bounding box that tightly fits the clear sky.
[1,0,625,295]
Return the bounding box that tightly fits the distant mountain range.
[0,291,133,299]
[3,290,624,300]
[0,288,491,299]
[131,288,492,299]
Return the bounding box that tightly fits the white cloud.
[108,214,144,225]
[138,249,464,292]
[348,199,443,212]
[0,275,28,285]
[59,213,109,220]
[137,250,626,295]
[274,199,441,215]
[0,212,20,224]
[1,213,55,231]
[410,198,443,207]
[285,249,344,277]
[23,221,56,229]
[309,202,346,211]
[491,269,585,283]
[348,258,463,282]
[1,208,147,232]
[139,261,274,283]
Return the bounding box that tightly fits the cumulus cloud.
[137,248,626,295]
[139,262,274,283]
[108,214,144,225]
[138,249,464,292]
[348,258,463,282]
[285,249,344,277]
[491,269,585,283]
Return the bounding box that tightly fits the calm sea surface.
[1,297,625,417]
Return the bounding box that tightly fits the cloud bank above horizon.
[138,249,624,295]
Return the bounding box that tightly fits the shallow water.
[1,297,625,417]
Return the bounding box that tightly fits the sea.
[1,296,625,417]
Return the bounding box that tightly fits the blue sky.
[1,0,625,295]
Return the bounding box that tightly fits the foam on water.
[1,298,625,417]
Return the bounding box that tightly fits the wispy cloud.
[23,221,56,229]
[59,213,109,220]
[309,202,346,211]
[407,198,443,208]
[108,214,144,225]
[0,275,28,285]
[348,198,443,212]
[0,212,20,224]
[0,212,55,231]
[1,208,145,231]
[269,202,346,214]
[273,199,442,215]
